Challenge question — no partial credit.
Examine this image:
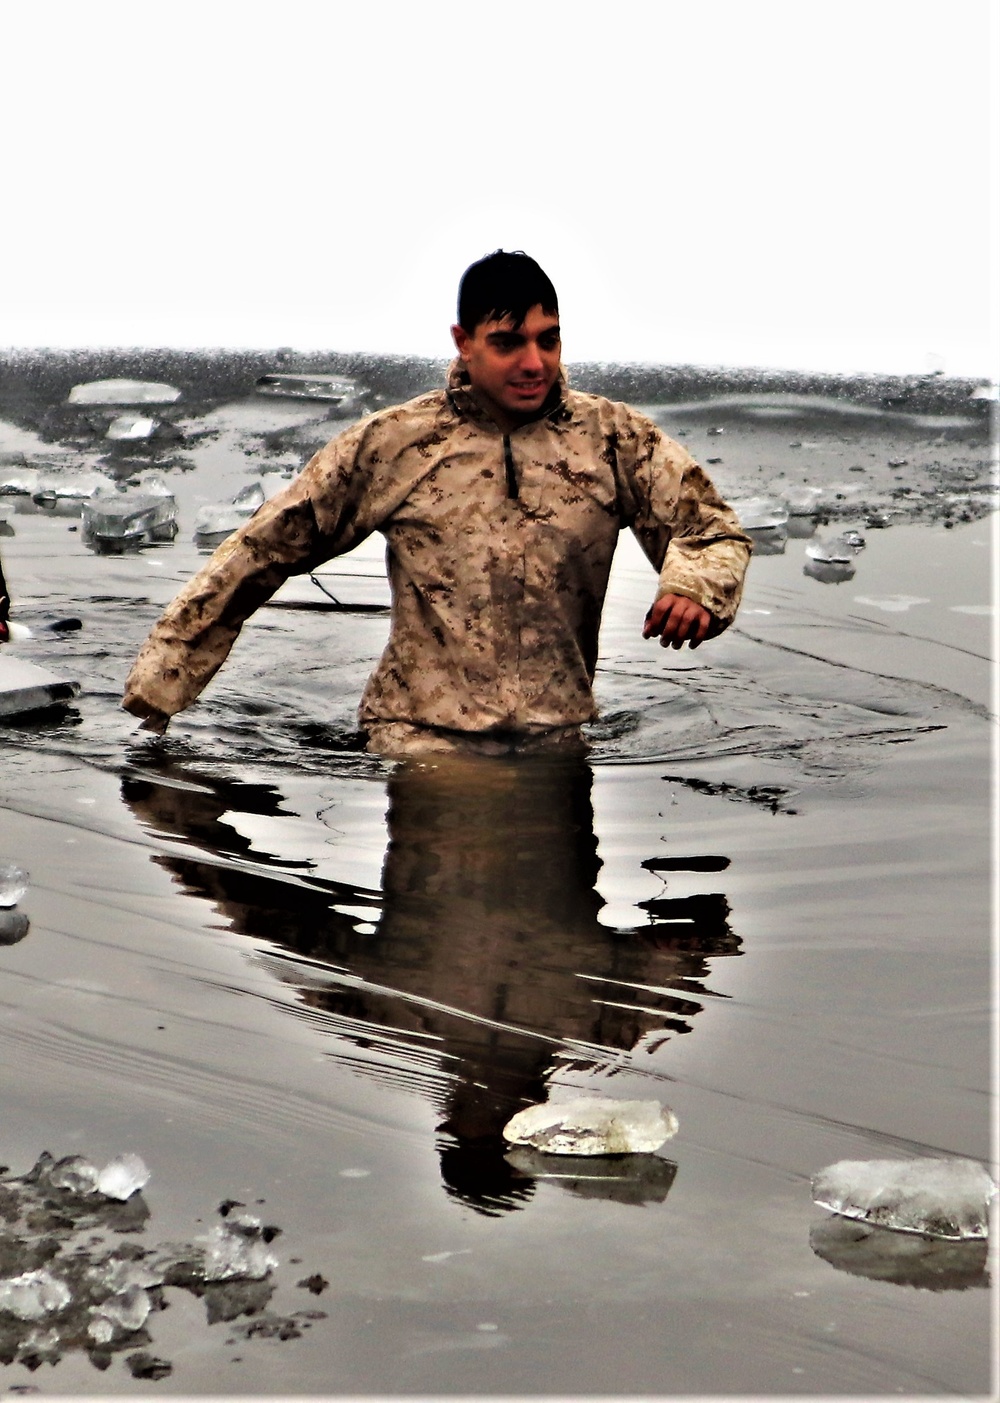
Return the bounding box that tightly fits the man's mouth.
[509,380,545,397]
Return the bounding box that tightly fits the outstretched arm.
[123,420,379,730]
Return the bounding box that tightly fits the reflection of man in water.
[122,754,741,1214]
[123,251,750,756]
[0,548,10,643]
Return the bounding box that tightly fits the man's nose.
[517,341,544,375]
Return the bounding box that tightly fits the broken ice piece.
[0,1268,72,1321]
[86,1284,151,1341]
[806,534,859,565]
[502,1096,678,1156]
[201,1223,278,1281]
[811,1157,997,1240]
[47,1153,100,1194]
[96,1153,150,1200]
[0,861,29,908]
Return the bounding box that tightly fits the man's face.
[451,304,561,419]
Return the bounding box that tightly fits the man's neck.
[468,384,559,435]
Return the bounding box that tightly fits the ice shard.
[811,1157,997,1240]
[503,1096,678,1156]
[81,484,178,552]
[97,1153,151,1200]
[0,861,29,907]
[193,481,266,548]
[0,1269,72,1322]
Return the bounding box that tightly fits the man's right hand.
[123,694,171,734]
[138,710,170,734]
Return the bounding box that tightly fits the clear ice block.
[201,1222,278,1281]
[503,1096,679,1156]
[87,1284,151,1341]
[811,1156,997,1240]
[96,1153,150,1200]
[0,1269,72,1321]
[0,861,28,907]
[47,1154,100,1194]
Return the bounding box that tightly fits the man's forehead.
[479,306,560,335]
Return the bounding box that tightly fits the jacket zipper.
[503,435,519,500]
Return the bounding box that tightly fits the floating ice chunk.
[87,1256,164,1294]
[854,595,929,614]
[193,482,265,542]
[97,1153,150,1200]
[503,1096,678,1156]
[0,861,28,907]
[201,1222,278,1281]
[106,415,158,442]
[733,496,790,531]
[806,534,860,565]
[87,1284,151,1341]
[811,1157,997,1240]
[81,488,178,551]
[48,1153,100,1194]
[0,1269,72,1321]
[67,378,181,406]
[783,485,825,516]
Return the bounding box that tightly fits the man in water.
[124,250,751,756]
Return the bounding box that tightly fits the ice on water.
[47,1154,101,1194]
[806,533,863,565]
[0,861,29,908]
[194,481,266,539]
[87,1284,152,1342]
[201,1219,279,1281]
[733,496,790,531]
[811,1157,997,1240]
[0,1269,72,1322]
[96,1153,150,1200]
[503,1096,678,1156]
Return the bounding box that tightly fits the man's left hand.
[643,594,713,650]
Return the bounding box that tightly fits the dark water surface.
[0,392,995,1396]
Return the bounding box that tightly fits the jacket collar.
[445,358,571,430]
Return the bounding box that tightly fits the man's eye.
[539,335,560,350]
[493,338,519,351]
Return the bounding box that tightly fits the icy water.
[0,388,996,1396]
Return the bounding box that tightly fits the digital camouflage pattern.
[124,362,751,749]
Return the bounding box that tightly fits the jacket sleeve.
[123,419,381,721]
[618,410,751,635]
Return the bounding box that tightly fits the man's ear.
[451,323,470,359]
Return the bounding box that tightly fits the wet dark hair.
[457,250,558,333]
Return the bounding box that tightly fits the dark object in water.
[810,1216,989,1292]
[641,854,731,873]
[505,1147,678,1206]
[127,1352,173,1380]
[0,910,30,944]
[47,617,83,633]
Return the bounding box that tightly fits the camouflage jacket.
[123,362,751,735]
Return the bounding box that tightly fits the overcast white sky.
[2,0,996,376]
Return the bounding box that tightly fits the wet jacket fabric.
[123,362,751,737]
